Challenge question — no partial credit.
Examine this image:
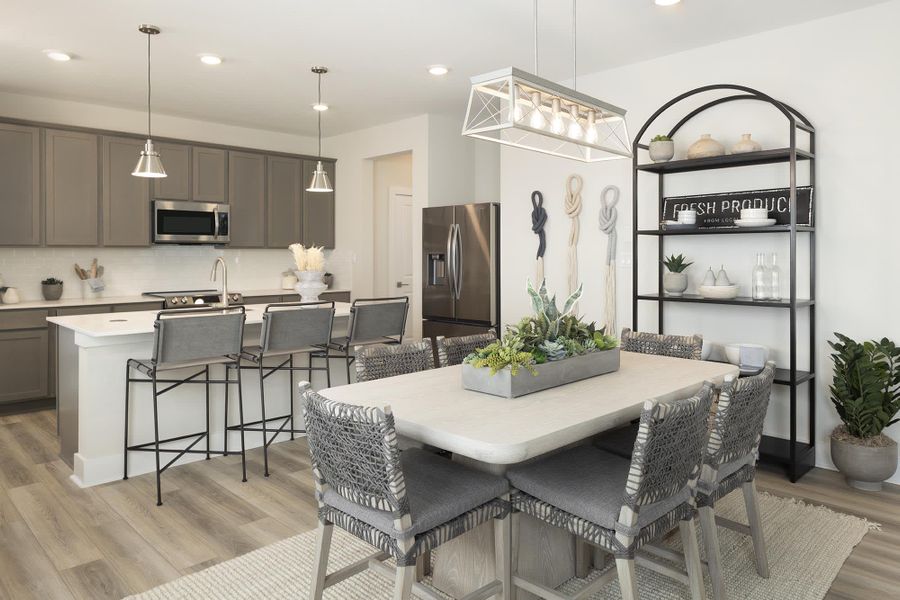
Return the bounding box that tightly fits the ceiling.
[0,0,886,136]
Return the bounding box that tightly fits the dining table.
[319,351,738,599]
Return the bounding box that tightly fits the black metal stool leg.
[151,375,163,506]
[205,365,211,460]
[345,346,351,384]
[325,351,331,388]
[258,360,269,477]
[236,364,248,483]
[289,354,295,441]
[223,364,230,456]
[123,363,130,480]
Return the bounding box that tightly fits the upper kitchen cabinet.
[302,159,336,248]
[102,136,151,246]
[152,142,191,200]
[0,123,41,246]
[193,146,227,202]
[45,129,99,246]
[266,155,302,247]
[228,151,266,247]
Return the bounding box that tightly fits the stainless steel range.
[142,289,244,309]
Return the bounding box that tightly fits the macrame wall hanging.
[598,185,620,334]
[564,174,583,312]
[530,190,547,283]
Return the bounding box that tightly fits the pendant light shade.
[307,66,333,192]
[133,24,166,178]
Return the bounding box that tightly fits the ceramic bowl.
[741,208,768,219]
[724,343,769,366]
[698,284,739,299]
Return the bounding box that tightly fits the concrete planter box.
[462,347,620,398]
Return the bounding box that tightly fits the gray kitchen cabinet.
[320,291,350,303]
[45,129,99,246]
[193,146,227,202]
[152,142,191,200]
[0,123,41,246]
[228,151,266,247]
[0,309,50,404]
[111,302,164,312]
[243,295,284,305]
[102,136,151,246]
[266,155,302,248]
[302,160,336,249]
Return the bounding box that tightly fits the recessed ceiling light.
[44,50,72,62]
[655,0,681,5]
[428,65,449,76]
[199,54,222,65]
[312,103,329,112]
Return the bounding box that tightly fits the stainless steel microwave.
[152,200,229,244]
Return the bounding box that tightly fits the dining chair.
[435,331,498,367]
[313,296,409,384]
[695,362,776,600]
[123,306,247,506]
[354,339,435,382]
[228,301,335,477]
[508,382,715,600]
[302,384,511,600]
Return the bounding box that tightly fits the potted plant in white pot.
[662,253,692,296]
[649,134,675,162]
[828,332,899,490]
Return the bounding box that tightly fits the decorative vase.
[830,431,897,491]
[648,140,675,163]
[663,272,688,296]
[731,133,762,154]
[42,283,63,301]
[323,273,334,288]
[294,270,327,301]
[1,287,21,304]
[686,134,725,159]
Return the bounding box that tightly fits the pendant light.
[132,24,166,178]
[307,66,333,192]
[462,0,631,162]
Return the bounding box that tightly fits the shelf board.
[636,148,815,174]
[773,368,814,386]
[638,225,814,236]
[758,435,816,478]
[636,294,814,308]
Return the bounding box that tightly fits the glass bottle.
[752,253,769,300]
[769,253,782,300]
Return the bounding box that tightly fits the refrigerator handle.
[446,224,457,298]
[454,223,463,299]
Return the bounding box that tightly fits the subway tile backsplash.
[0,246,353,301]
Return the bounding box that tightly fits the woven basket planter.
[462,347,620,398]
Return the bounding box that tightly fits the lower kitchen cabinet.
[0,309,49,404]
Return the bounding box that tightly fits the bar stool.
[435,331,497,367]
[228,301,335,477]
[123,306,247,506]
[314,296,409,384]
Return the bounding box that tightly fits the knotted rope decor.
[531,190,547,283]
[598,184,619,334]
[565,174,583,311]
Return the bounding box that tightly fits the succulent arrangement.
[464,280,618,376]
[662,253,693,273]
[41,277,63,285]
[651,134,672,142]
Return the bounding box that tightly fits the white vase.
[1,287,21,304]
[687,134,725,159]
[663,272,688,297]
[731,133,762,154]
[294,270,327,301]
[648,140,675,163]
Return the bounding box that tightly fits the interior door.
[454,203,495,324]
[388,188,414,335]
[422,205,454,320]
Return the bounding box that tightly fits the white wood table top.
[320,352,739,465]
[47,302,352,338]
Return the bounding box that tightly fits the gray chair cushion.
[593,422,639,459]
[507,445,690,531]
[323,448,508,538]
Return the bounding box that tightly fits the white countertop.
[48,301,352,337]
[0,287,350,311]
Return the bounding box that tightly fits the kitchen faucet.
[210,257,229,307]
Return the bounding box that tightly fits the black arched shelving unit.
[632,84,816,482]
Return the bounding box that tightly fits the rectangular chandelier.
[462,67,632,162]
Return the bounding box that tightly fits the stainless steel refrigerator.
[422,203,500,340]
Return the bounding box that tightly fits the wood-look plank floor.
[0,409,896,599]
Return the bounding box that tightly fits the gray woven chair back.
[705,361,776,468]
[436,332,497,367]
[152,307,245,367]
[624,382,714,509]
[349,297,409,344]
[620,328,702,360]
[302,390,409,517]
[355,340,435,382]
[259,301,335,355]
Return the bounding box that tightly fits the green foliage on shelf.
[662,253,693,273]
[651,134,672,142]
[829,333,900,439]
[41,277,63,285]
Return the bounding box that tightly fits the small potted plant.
[828,333,899,491]
[649,134,675,163]
[662,254,692,296]
[41,277,64,301]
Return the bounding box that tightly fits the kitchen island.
[48,302,351,487]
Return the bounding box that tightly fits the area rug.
[126,491,875,600]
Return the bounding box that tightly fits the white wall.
[499,1,900,482]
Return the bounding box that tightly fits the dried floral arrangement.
[289,244,327,272]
